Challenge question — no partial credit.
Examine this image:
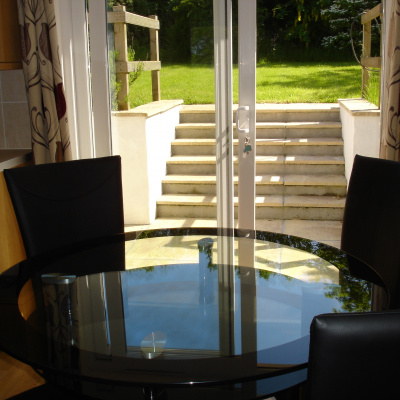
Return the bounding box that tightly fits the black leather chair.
[307,311,400,400]
[341,154,400,310]
[3,156,125,399]
[4,156,124,258]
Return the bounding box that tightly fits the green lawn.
[128,62,376,108]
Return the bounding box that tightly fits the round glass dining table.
[0,228,384,400]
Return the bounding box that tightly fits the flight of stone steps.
[157,104,346,221]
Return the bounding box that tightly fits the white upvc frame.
[237,0,257,236]
[237,1,258,378]
[54,0,112,160]
[213,0,235,248]
[237,0,257,273]
[55,0,93,159]
[88,0,113,158]
[213,0,235,357]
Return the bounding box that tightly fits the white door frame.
[237,0,257,236]
[213,0,235,356]
[55,0,112,160]
[237,0,257,273]
[88,0,112,158]
[237,0,258,379]
[213,0,257,359]
[213,0,235,262]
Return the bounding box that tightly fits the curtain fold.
[17,0,72,164]
[380,0,400,161]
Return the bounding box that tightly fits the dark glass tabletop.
[0,228,385,400]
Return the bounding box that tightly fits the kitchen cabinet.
[0,0,22,70]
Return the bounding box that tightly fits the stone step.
[166,155,345,175]
[158,103,346,222]
[180,104,341,124]
[176,122,343,139]
[162,174,347,196]
[171,137,344,156]
[156,194,345,220]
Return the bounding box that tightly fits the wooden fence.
[108,6,161,110]
[361,3,382,102]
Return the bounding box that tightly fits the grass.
[362,69,381,107]
[127,62,373,108]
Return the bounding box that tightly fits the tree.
[166,0,215,63]
[321,0,381,56]
[285,0,331,45]
[257,0,332,61]
[108,0,371,63]
[108,0,175,60]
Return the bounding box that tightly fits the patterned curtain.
[380,0,400,161]
[17,0,72,164]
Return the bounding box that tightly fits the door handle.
[236,106,249,134]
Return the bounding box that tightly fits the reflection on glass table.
[0,228,384,400]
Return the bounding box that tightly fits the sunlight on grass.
[128,62,362,108]
[363,69,380,107]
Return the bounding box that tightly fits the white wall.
[112,100,182,225]
[339,99,380,184]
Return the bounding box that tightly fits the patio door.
[213,0,258,370]
[213,0,257,264]
[236,2,258,383]
[237,0,257,269]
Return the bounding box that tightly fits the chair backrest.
[341,154,400,309]
[307,311,400,400]
[4,156,124,258]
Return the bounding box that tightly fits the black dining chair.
[3,156,125,399]
[3,156,124,258]
[307,311,400,400]
[341,154,400,310]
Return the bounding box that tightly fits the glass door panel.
[213,0,257,365]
